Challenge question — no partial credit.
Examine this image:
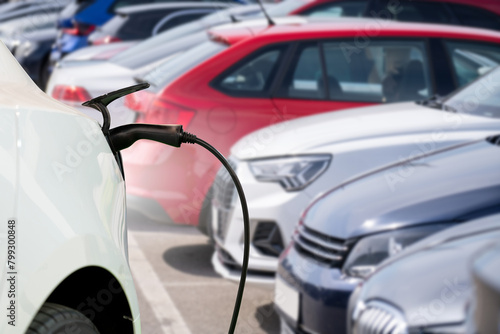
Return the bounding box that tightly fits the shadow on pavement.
[162,243,218,278]
[255,303,280,334]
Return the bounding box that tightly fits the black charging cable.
[82,84,249,334]
[110,125,250,333]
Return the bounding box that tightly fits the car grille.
[253,221,284,257]
[213,158,238,241]
[354,302,408,334]
[293,224,348,267]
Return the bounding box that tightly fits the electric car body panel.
[347,213,500,334]
[275,137,500,334]
[122,17,500,228]
[0,42,139,333]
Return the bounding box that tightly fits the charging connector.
[83,84,250,334]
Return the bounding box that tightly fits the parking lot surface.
[127,209,280,334]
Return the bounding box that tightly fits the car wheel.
[27,303,100,334]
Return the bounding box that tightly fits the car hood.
[231,102,499,160]
[302,139,500,240]
[358,214,500,329]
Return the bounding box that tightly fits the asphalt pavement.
[127,208,280,334]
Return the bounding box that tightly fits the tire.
[27,303,100,334]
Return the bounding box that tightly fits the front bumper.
[210,160,322,286]
[275,243,361,334]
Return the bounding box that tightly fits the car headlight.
[14,40,38,60]
[248,154,331,191]
[343,224,450,278]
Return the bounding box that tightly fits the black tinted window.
[374,0,453,24]
[118,10,177,40]
[276,43,326,99]
[322,39,431,103]
[449,4,500,30]
[213,46,287,97]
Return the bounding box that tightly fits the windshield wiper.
[417,94,456,112]
[417,94,444,108]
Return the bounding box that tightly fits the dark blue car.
[275,133,500,334]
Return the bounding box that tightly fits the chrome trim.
[353,301,408,334]
[293,233,343,262]
[297,225,348,252]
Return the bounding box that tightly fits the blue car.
[274,132,500,334]
[49,0,247,69]
[348,213,500,334]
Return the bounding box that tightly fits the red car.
[123,17,500,225]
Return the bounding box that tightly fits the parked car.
[468,240,500,334]
[0,0,68,23]
[274,133,500,334]
[263,0,500,30]
[0,41,139,333]
[49,0,247,71]
[46,5,266,128]
[210,65,500,287]
[0,11,58,52]
[120,17,500,228]
[87,2,231,45]
[347,213,500,334]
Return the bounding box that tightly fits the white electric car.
[210,67,500,288]
[0,42,140,333]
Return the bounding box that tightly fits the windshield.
[143,39,227,89]
[444,66,500,118]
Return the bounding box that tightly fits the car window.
[118,10,179,40]
[110,0,228,12]
[444,41,500,87]
[375,0,453,24]
[143,39,227,89]
[322,40,430,102]
[448,4,500,31]
[213,45,286,97]
[154,11,210,34]
[301,0,367,17]
[276,43,325,99]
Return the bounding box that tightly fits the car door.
[271,38,433,119]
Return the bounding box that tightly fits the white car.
[0,42,140,333]
[210,68,500,288]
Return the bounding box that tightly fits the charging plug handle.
[109,124,184,151]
